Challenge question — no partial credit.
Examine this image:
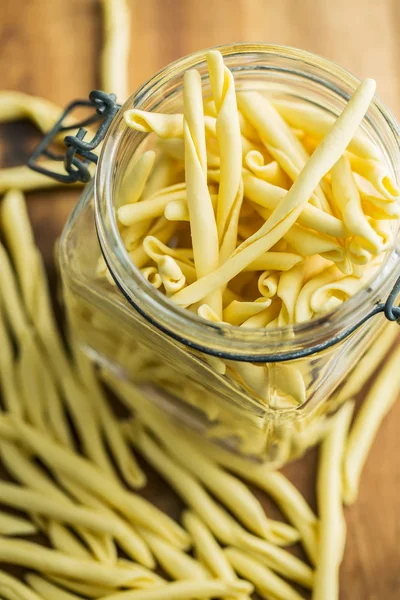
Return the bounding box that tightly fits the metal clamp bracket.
[28,90,121,184]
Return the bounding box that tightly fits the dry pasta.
[225,547,305,600]
[0,538,150,588]
[7,417,190,550]
[171,79,377,307]
[0,511,38,537]
[313,402,354,600]
[0,571,44,600]
[101,0,131,102]
[342,343,400,505]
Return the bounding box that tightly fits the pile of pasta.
[1,1,400,599]
[0,189,400,600]
[110,50,400,327]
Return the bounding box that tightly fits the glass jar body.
[60,44,400,466]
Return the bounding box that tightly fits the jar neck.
[95,43,400,361]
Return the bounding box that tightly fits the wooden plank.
[1,1,400,597]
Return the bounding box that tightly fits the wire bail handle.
[28,90,121,184]
[28,89,400,362]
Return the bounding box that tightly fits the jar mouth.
[95,42,400,361]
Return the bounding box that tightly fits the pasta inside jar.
[60,44,400,464]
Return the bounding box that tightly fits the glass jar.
[59,43,400,467]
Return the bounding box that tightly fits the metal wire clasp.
[28,90,121,184]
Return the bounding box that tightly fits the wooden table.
[1,1,400,598]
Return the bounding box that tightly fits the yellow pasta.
[331,155,383,251]
[100,579,252,600]
[0,91,63,132]
[276,263,304,326]
[313,402,354,600]
[58,478,154,568]
[46,522,92,560]
[244,151,290,188]
[225,547,305,600]
[183,68,221,314]
[26,574,82,600]
[171,79,376,307]
[272,97,381,160]
[243,171,346,238]
[45,576,114,599]
[132,405,277,540]
[101,0,131,102]
[206,50,243,257]
[0,571,43,600]
[158,256,186,295]
[0,481,121,536]
[119,151,156,205]
[0,163,84,193]
[335,322,398,403]
[347,152,399,200]
[343,343,400,505]
[125,110,183,138]
[0,298,22,417]
[8,417,190,549]
[223,298,272,325]
[186,434,318,564]
[122,418,311,587]
[119,183,186,224]
[238,91,329,211]
[0,511,37,537]
[138,528,211,581]
[0,538,153,588]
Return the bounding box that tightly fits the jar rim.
[95,42,400,361]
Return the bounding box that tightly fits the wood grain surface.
[1,1,400,598]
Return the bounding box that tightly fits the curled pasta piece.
[183,68,221,315]
[313,402,354,600]
[343,343,400,505]
[272,97,381,160]
[140,266,162,289]
[223,298,272,325]
[158,256,186,295]
[258,271,279,299]
[120,151,156,205]
[245,151,290,188]
[124,110,183,138]
[225,547,305,600]
[348,152,400,200]
[277,263,304,326]
[295,266,345,323]
[129,219,176,268]
[331,155,383,252]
